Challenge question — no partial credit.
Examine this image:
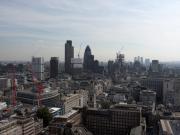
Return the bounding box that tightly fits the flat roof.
[55,110,78,119]
[49,107,61,113]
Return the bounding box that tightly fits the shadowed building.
[65,40,74,74]
[83,104,145,135]
[83,46,94,72]
[50,57,59,79]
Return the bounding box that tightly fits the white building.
[32,57,44,81]
[0,120,23,135]
[76,89,89,107]
[71,58,83,74]
[61,94,83,114]
[0,78,11,90]
[0,102,7,111]
[145,59,150,68]
[71,58,83,69]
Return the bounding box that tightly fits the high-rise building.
[140,57,143,65]
[134,56,143,65]
[65,40,74,74]
[83,46,94,72]
[108,60,114,75]
[145,58,150,68]
[151,60,159,73]
[32,57,44,80]
[50,57,59,78]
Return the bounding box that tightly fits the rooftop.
[55,110,78,119]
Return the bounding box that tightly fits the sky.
[1,0,180,62]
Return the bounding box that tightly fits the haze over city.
[2,1,180,135]
[1,0,180,61]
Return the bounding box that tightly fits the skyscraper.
[83,45,94,72]
[65,40,74,74]
[50,57,59,78]
[108,60,114,75]
[151,60,159,73]
[145,58,150,68]
[140,57,143,65]
[32,57,44,80]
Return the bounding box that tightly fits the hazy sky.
[1,0,180,62]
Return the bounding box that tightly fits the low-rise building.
[16,117,35,135]
[60,94,83,114]
[0,120,22,135]
[49,107,64,117]
[140,90,156,113]
[84,104,145,135]
[75,89,89,107]
[17,87,59,107]
[0,78,11,90]
[49,109,82,135]
[34,119,43,135]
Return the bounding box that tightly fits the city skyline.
[1,0,180,61]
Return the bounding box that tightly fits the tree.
[36,107,52,127]
[100,101,111,109]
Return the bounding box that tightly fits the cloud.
[1,0,180,61]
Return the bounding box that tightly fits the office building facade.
[32,57,44,81]
[83,46,94,72]
[65,40,74,74]
[50,57,59,78]
[84,104,142,135]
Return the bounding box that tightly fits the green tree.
[37,107,52,127]
[100,101,111,109]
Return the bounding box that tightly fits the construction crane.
[7,64,17,107]
[28,64,44,107]
[12,66,17,107]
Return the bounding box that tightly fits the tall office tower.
[83,45,94,72]
[140,57,143,65]
[151,60,159,73]
[50,57,59,79]
[65,40,74,74]
[145,58,150,67]
[137,56,141,62]
[134,57,138,62]
[32,57,44,81]
[108,60,114,75]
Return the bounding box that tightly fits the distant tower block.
[32,57,44,81]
